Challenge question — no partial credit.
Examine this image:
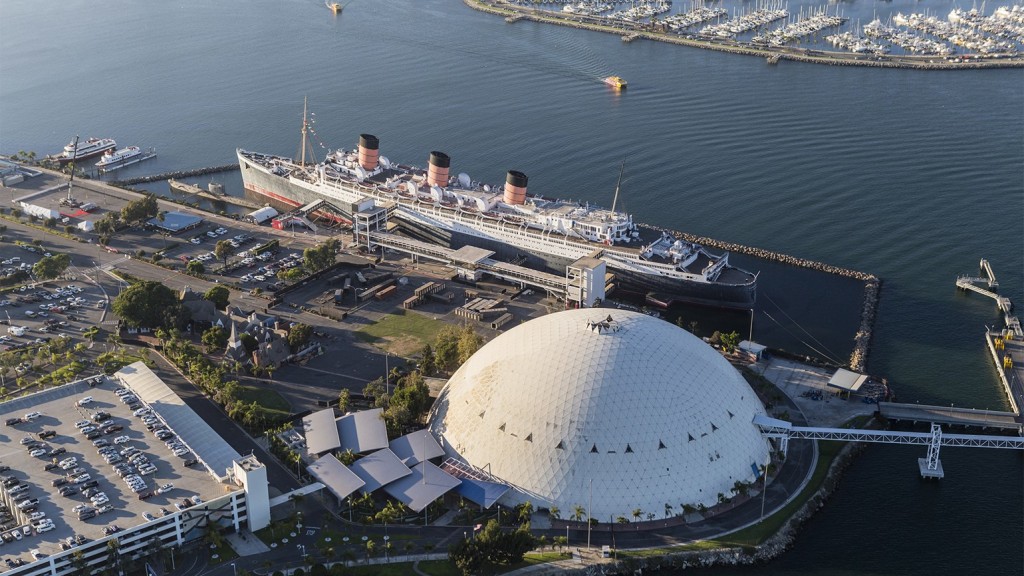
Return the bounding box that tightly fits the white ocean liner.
[237,117,756,308]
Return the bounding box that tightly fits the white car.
[23,411,41,420]
[157,483,173,494]
[190,238,201,244]
[72,504,91,514]
[77,396,93,406]
[113,435,131,445]
[33,521,54,533]
[27,511,45,521]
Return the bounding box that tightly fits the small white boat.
[95,146,156,172]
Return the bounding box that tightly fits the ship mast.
[67,135,79,201]
[611,156,626,213]
[299,97,308,168]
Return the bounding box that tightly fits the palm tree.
[664,503,673,518]
[632,508,643,525]
[548,506,561,521]
[572,504,586,523]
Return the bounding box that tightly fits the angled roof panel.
[383,461,461,512]
[388,429,445,467]
[306,455,365,501]
[348,449,412,494]
[337,408,389,454]
[303,408,341,455]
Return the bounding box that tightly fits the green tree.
[337,388,350,414]
[303,238,340,273]
[632,508,643,523]
[186,260,205,275]
[572,505,586,523]
[449,538,484,576]
[456,325,483,365]
[548,506,560,521]
[112,281,180,328]
[214,240,235,267]
[204,285,230,310]
[239,332,257,354]
[32,253,70,279]
[287,323,313,352]
[202,326,229,351]
[720,330,741,353]
[120,194,159,225]
[418,344,436,376]
[434,325,460,372]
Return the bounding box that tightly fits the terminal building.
[1,363,269,576]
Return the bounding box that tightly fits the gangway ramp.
[365,230,569,297]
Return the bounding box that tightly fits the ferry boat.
[604,76,627,89]
[59,137,116,164]
[95,146,156,172]
[237,115,757,309]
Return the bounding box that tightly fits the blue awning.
[456,478,510,509]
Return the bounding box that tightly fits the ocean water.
[1,0,1022,573]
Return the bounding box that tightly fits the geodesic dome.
[428,308,770,520]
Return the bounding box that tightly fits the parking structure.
[0,374,227,566]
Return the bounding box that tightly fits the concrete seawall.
[466,0,1024,70]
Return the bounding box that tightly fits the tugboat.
[604,76,628,89]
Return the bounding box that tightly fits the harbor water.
[1,0,1022,573]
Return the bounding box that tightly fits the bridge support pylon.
[918,423,945,479]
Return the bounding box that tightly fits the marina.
[480,0,1024,67]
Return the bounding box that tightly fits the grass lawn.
[355,310,446,356]
[236,385,291,412]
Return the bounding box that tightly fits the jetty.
[110,164,238,186]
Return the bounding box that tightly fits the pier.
[166,178,264,211]
[956,258,1020,337]
[878,402,1020,431]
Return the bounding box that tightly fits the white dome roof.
[428,309,770,520]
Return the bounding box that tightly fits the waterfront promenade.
[467,0,1024,70]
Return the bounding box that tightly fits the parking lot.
[0,376,224,565]
[0,243,108,360]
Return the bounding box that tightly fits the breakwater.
[640,223,880,371]
[109,163,238,186]
[466,0,1024,70]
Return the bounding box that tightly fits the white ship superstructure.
[238,130,756,308]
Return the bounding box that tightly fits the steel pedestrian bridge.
[754,414,1024,479]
